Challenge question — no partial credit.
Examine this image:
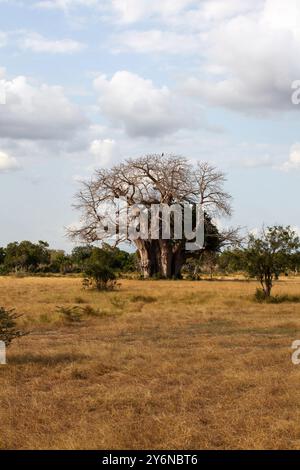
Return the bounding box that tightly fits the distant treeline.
[1,232,300,282]
[0,241,137,275]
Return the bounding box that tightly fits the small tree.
[0,307,27,347]
[83,263,117,291]
[243,226,300,298]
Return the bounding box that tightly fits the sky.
[0,0,300,251]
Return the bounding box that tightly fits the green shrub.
[0,307,27,346]
[83,263,117,291]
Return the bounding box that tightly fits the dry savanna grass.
[1,275,300,450]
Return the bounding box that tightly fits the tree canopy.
[242,226,300,297]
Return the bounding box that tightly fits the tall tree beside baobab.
[69,154,236,279]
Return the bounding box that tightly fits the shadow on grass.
[9,352,88,365]
[130,295,157,303]
[254,294,300,304]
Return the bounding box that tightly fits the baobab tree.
[69,154,235,278]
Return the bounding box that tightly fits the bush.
[0,307,27,346]
[57,306,83,323]
[254,289,300,304]
[83,263,117,291]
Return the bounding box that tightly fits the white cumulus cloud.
[184,0,300,114]
[93,71,198,138]
[280,144,300,171]
[0,74,87,140]
[90,138,120,166]
[0,151,20,172]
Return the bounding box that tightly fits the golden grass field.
[1,275,300,450]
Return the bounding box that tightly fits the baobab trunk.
[135,239,185,279]
[135,240,153,278]
[159,240,173,278]
[172,244,185,279]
